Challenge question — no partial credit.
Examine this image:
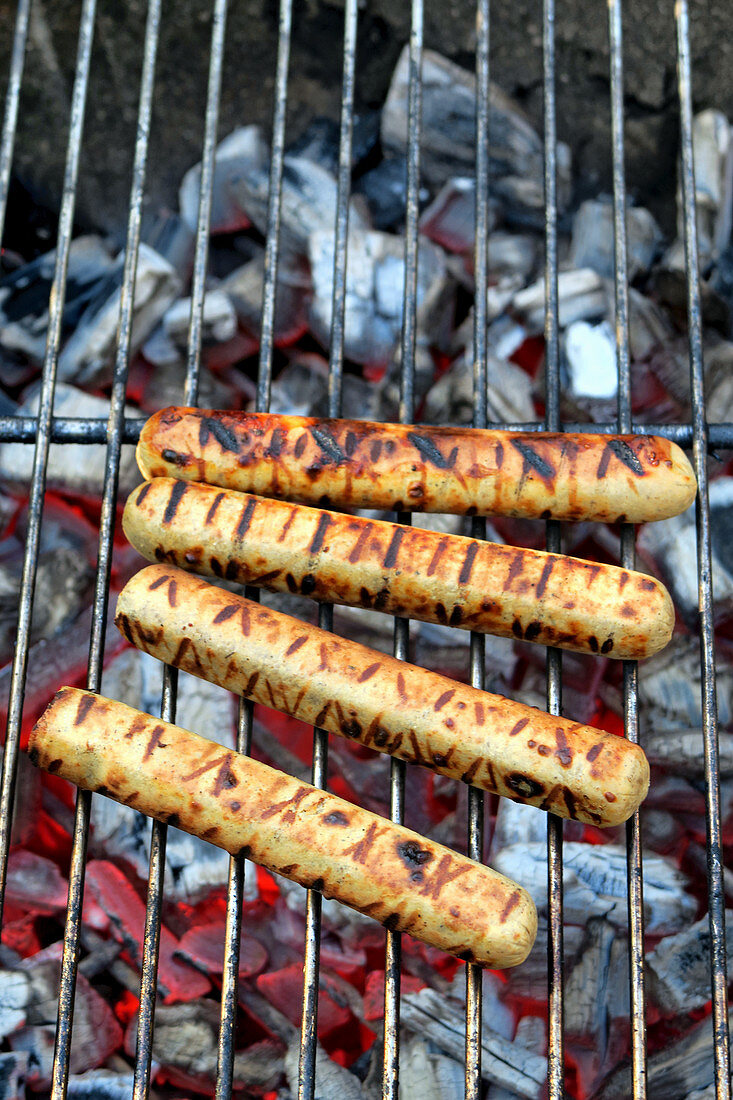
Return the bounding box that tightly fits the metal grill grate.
[0,1,730,1098]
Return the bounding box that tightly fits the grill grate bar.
[676,3,732,1096]
[0,0,30,243]
[607,1,648,1094]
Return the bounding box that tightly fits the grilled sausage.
[115,565,650,827]
[136,407,697,524]
[28,688,537,968]
[123,478,674,660]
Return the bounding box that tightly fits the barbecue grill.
[0,0,729,1097]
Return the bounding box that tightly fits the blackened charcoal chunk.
[288,111,380,174]
[353,156,418,230]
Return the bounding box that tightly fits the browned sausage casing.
[28,688,537,968]
[136,407,697,523]
[123,478,673,659]
[115,565,650,827]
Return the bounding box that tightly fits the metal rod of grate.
[0,2,729,1099]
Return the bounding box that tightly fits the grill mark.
[309,513,333,554]
[324,810,349,826]
[213,604,239,624]
[143,724,166,762]
[536,558,555,598]
[555,727,573,767]
[495,441,504,469]
[418,853,471,901]
[182,752,232,783]
[205,491,225,525]
[474,702,485,725]
[212,755,239,796]
[434,689,455,712]
[294,433,308,459]
[509,716,529,738]
[406,432,458,470]
[314,702,330,726]
[161,448,186,466]
[586,743,604,763]
[461,760,481,784]
[285,635,308,657]
[318,642,329,671]
[125,715,149,741]
[163,480,188,524]
[278,506,298,543]
[136,482,152,506]
[564,788,577,818]
[199,415,240,453]
[619,570,630,590]
[167,579,177,607]
[511,439,556,480]
[358,662,381,682]
[267,428,285,457]
[607,438,645,476]
[172,636,205,674]
[311,425,347,465]
[240,605,251,636]
[149,574,169,590]
[596,445,612,480]
[426,539,448,577]
[235,498,257,539]
[458,543,479,585]
[397,673,408,702]
[117,613,134,642]
[503,553,525,591]
[342,820,380,864]
[505,772,545,799]
[484,758,498,791]
[243,671,260,696]
[383,527,404,569]
[500,890,521,923]
[74,694,96,726]
[348,523,372,563]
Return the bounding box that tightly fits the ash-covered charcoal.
[66,1070,136,1099]
[0,384,139,497]
[135,352,246,414]
[162,289,237,350]
[57,244,181,386]
[0,1051,28,1100]
[221,250,310,347]
[422,352,536,426]
[643,727,733,779]
[638,479,733,624]
[679,109,733,268]
[628,286,677,363]
[569,199,662,281]
[308,227,450,368]
[5,850,106,929]
[398,1035,464,1100]
[492,842,696,934]
[501,923,585,1001]
[287,112,380,176]
[564,918,629,1056]
[179,125,268,234]
[487,232,539,280]
[490,798,548,857]
[0,547,94,664]
[564,321,618,402]
[704,340,733,422]
[0,236,115,363]
[486,1018,547,1100]
[653,238,731,334]
[268,354,384,421]
[418,177,499,254]
[400,987,547,1098]
[176,921,268,979]
[381,47,571,219]
[96,649,245,901]
[124,1000,284,1094]
[231,151,367,263]
[512,268,607,333]
[646,910,733,1014]
[141,209,195,279]
[354,155,424,231]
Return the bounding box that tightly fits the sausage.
[114,564,650,827]
[28,687,537,968]
[123,478,674,660]
[135,407,697,524]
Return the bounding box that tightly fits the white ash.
[179,124,268,234]
[162,288,237,348]
[57,243,181,386]
[268,355,385,422]
[0,546,94,664]
[492,842,696,934]
[512,268,607,333]
[490,799,547,859]
[66,1070,136,1099]
[487,1018,546,1100]
[643,727,733,779]
[646,910,733,1014]
[569,199,662,281]
[564,917,629,1048]
[0,384,139,497]
[564,320,618,399]
[678,109,733,265]
[398,1034,464,1100]
[422,352,536,426]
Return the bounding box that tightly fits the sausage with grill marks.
[28,688,537,968]
[135,407,697,524]
[123,478,674,660]
[114,564,650,828]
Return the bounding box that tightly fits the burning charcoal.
[382,47,571,218]
[221,251,310,347]
[0,547,94,664]
[503,923,585,1001]
[400,987,547,1098]
[176,922,268,979]
[179,125,267,234]
[162,289,237,349]
[628,286,677,362]
[58,244,181,385]
[0,236,115,363]
[512,268,607,333]
[492,842,696,934]
[66,1070,136,1099]
[0,1051,28,1100]
[124,1000,284,1094]
[308,228,449,368]
[564,320,618,400]
[5,851,107,930]
[257,963,354,1039]
[418,178,499,254]
[639,478,733,626]
[569,199,662,281]
[283,1033,364,1100]
[135,353,245,414]
[487,1018,547,1099]
[680,109,733,266]
[399,1035,463,1100]
[422,352,535,426]
[564,918,629,1050]
[354,156,422,231]
[646,910,733,1014]
[644,727,733,779]
[0,384,139,497]
[0,972,31,1040]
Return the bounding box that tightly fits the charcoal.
[646,910,733,1014]
[231,151,367,262]
[400,987,547,1098]
[628,286,677,363]
[487,1019,546,1100]
[0,972,31,1040]
[423,352,536,426]
[705,340,733,422]
[488,232,539,280]
[4,850,106,930]
[569,199,662,281]
[308,227,450,368]
[353,156,427,231]
[679,109,733,266]
[653,239,732,334]
[399,1035,463,1100]
[0,384,139,497]
[418,177,499,254]
[221,250,310,345]
[503,924,585,1001]
[638,478,733,625]
[564,918,629,1049]
[512,269,607,333]
[58,243,181,385]
[179,125,268,234]
[0,547,94,664]
[0,236,115,363]
[490,799,547,858]
[381,47,571,217]
[564,321,618,399]
[66,1070,136,1099]
[162,289,237,349]
[141,209,195,277]
[135,353,241,413]
[176,921,268,978]
[644,727,733,779]
[492,842,696,934]
[0,1051,28,1100]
